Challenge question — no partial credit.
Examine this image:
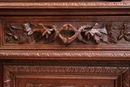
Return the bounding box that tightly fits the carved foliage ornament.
[6,22,130,45]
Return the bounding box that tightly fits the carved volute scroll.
[5,22,130,45]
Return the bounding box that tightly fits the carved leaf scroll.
[5,22,130,45]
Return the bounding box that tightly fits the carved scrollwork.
[53,24,79,44]
[5,22,130,45]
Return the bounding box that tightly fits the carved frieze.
[5,22,130,45]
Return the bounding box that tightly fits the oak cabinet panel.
[0,1,130,87]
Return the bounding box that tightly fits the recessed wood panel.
[3,65,129,87]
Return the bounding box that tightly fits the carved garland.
[5,22,130,44]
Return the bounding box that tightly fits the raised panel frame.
[3,65,130,87]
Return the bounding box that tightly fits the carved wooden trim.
[6,66,128,74]
[0,50,130,59]
[3,66,130,87]
[0,2,130,8]
[123,69,130,87]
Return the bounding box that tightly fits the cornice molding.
[0,2,130,9]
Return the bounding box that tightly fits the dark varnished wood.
[0,0,130,87]
[0,64,2,87]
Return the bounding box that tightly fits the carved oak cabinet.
[0,0,130,87]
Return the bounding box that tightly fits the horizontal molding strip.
[0,50,130,60]
[0,2,130,9]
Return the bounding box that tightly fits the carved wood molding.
[0,2,130,8]
[3,66,130,87]
[0,50,130,59]
[6,66,128,74]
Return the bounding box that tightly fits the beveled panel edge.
[0,2,130,9]
[3,65,130,87]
